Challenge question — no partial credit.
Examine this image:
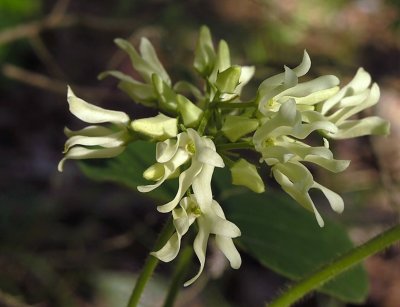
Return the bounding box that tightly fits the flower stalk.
[162,245,194,307]
[268,224,400,307]
[126,218,174,307]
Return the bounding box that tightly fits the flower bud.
[131,113,178,141]
[177,95,203,127]
[216,66,241,93]
[194,26,216,77]
[230,159,265,193]
[222,115,259,142]
[152,74,178,112]
[143,163,165,181]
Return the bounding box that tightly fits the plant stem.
[211,101,256,109]
[268,224,400,307]
[216,142,253,151]
[126,218,174,307]
[162,245,194,307]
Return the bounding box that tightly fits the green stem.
[126,218,174,307]
[216,142,253,151]
[162,245,194,307]
[268,224,400,307]
[210,101,256,109]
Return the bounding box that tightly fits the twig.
[1,64,119,101]
[0,14,137,46]
[0,16,77,46]
[0,289,32,307]
[29,35,67,79]
[48,0,72,24]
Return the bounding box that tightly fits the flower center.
[188,200,202,216]
[264,98,277,111]
[263,137,275,147]
[186,141,196,155]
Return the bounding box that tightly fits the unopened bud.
[222,115,259,142]
[131,113,178,141]
[216,66,241,93]
[177,95,203,127]
[231,159,265,193]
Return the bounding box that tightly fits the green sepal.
[222,115,259,142]
[152,74,178,113]
[194,26,216,77]
[216,66,241,94]
[177,94,203,127]
[230,158,265,193]
[98,70,157,107]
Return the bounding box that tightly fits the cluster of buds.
[59,26,389,285]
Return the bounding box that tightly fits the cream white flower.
[253,100,349,226]
[272,161,344,227]
[317,68,390,139]
[151,195,241,286]
[257,51,340,116]
[130,113,178,141]
[138,128,225,213]
[58,86,131,171]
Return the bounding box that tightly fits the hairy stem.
[268,224,400,307]
[216,142,254,151]
[162,245,193,307]
[211,101,256,109]
[126,218,174,307]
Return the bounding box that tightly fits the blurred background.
[1,0,400,306]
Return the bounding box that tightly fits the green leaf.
[79,141,176,202]
[222,191,369,303]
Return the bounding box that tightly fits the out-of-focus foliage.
[0,0,41,26]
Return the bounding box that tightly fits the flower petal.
[184,225,209,286]
[157,162,203,213]
[215,236,242,269]
[312,182,344,213]
[192,164,215,209]
[64,125,114,137]
[67,86,130,124]
[58,146,125,172]
[328,116,390,139]
[151,232,181,262]
[63,131,127,152]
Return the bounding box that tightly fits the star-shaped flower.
[151,195,241,286]
[138,128,225,213]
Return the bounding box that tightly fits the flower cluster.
[59,26,389,284]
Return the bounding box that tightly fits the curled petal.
[328,116,390,139]
[139,37,171,85]
[131,113,178,141]
[64,125,114,137]
[192,164,215,209]
[63,131,127,152]
[276,75,339,102]
[67,86,129,124]
[197,147,224,167]
[184,225,209,287]
[321,68,372,115]
[312,182,344,214]
[304,156,350,173]
[261,51,311,87]
[58,146,125,172]
[329,84,380,125]
[215,236,242,269]
[138,148,189,193]
[151,233,181,262]
[157,162,203,213]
